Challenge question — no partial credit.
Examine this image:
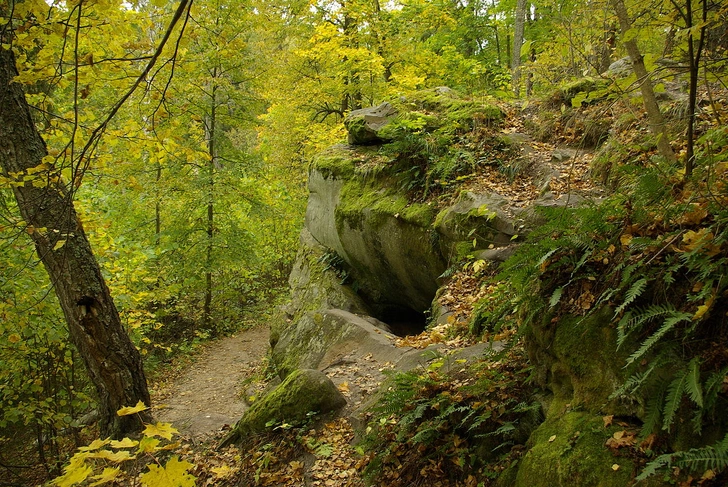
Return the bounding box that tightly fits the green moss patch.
[514,412,637,487]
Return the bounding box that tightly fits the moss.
[514,412,637,487]
[336,177,434,231]
[220,369,346,447]
[312,146,357,179]
[526,307,635,416]
[553,77,611,106]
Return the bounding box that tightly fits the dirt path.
[152,326,270,442]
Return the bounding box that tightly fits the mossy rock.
[344,102,398,145]
[219,369,346,447]
[553,77,611,106]
[526,307,637,417]
[311,145,358,179]
[277,228,369,345]
[512,412,639,487]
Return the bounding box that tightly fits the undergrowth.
[360,347,539,486]
[469,123,728,482]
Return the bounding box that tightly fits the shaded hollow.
[378,306,427,337]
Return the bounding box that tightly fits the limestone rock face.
[272,309,401,378]
[435,191,522,260]
[219,369,345,447]
[304,145,446,315]
[344,102,398,145]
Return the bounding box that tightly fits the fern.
[637,433,728,481]
[640,388,665,439]
[684,358,703,408]
[626,311,692,365]
[549,286,564,309]
[662,369,689,432]
[614,277,648,316]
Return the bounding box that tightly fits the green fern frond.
[684,358,703,408]
[639,433,728,480]
[663,369,689,432]
[636,454,671,481]
[640,388,664,439]
[704,367,728,410]
[614,277,648,316]
[626,311,692,365]
[549,286,564,309]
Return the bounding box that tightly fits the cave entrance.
[378,306,428,337]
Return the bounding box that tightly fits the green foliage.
[475,123,728,480]
[376,92,509,200]
[361,348,539,485]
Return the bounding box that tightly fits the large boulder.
[272,308,401,378]
[344,102,398,145]
[219,369,346,447]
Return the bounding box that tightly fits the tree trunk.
[610,0,677,165]
[204,79,218,330]
[684,0,707,179]
[0,47,151,439]
[512,0,527,97]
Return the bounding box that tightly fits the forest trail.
[151,326,270,442]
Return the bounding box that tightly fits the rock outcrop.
[219,369,346,447]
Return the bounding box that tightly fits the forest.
[0,0,727,485]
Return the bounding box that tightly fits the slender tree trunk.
[610,0,677,165]
[155,159,162,246]
[512,0,527,97]
[204,81,217,330]
[0,47,151,439]
[684,0,707,178]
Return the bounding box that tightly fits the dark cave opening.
[378,306,428,337]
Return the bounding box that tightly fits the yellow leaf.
[110,438,138,449]
[548,435,557,442]
[89,449,133,462]
[612,464,620,471]
[78,438,110,451]
[53,239,66,251]
[53,463,92,487]
[693,296,715,321]
[143,422,178,440]
[137,436,160,453]
[8,333,21,344]
[211,465,233,478]
[620,233,633,247]
[337,382,350,393]
[140,456,195,487]
[116,400,149,416]
[89,467,121,486]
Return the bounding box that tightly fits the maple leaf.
[140,456,195,487]
[78,438,110,451]
[116,400,149,416]
[89,449,133,462]
[52,463,92,487]
[88,467,121,486]
[211,465,234,478]
[143,422,178,440]
[110,438,138,449]
[137,436,161,453]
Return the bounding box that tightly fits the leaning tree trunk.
[610,0,677,165]
[0,46,151,439]
[511,0,527,97]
